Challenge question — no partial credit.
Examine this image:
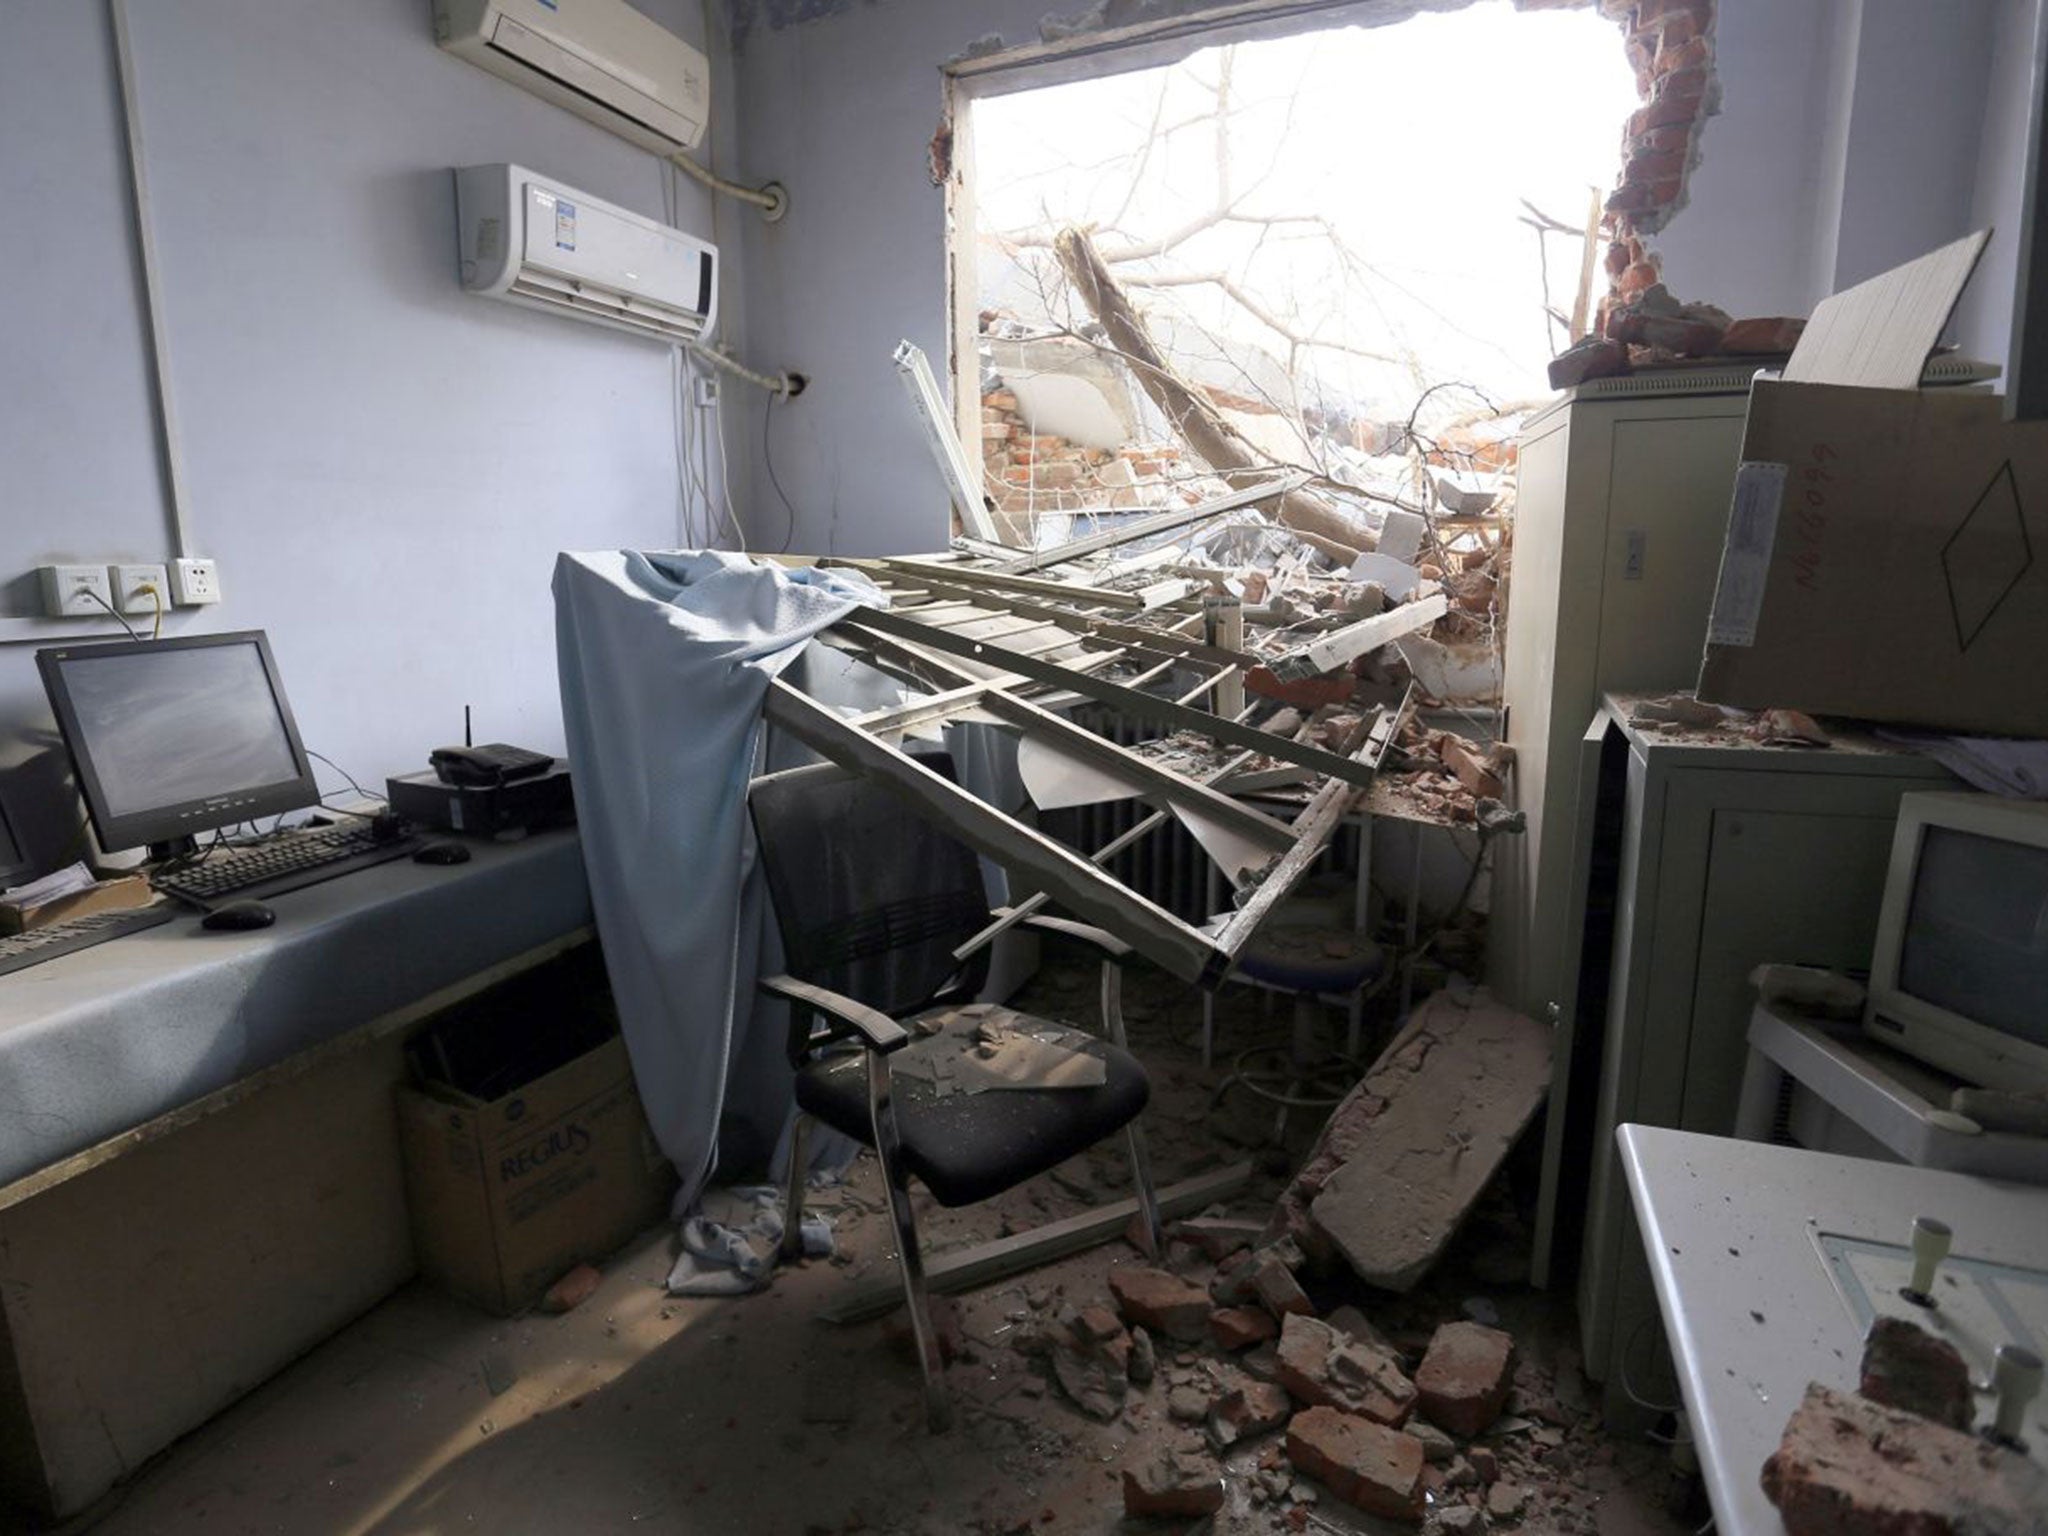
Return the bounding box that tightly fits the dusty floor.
[63,958,1694,1536]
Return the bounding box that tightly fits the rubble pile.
[1000,1222,1619,1531]
[980,387,1220,520]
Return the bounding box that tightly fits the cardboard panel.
[1699,380,2048,735]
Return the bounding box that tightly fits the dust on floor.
[70,959,1692,1536]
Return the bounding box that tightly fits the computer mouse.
[202,900,276,931]
[413,840,472,866]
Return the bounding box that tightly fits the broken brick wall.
[981,388,1198,519]
[1594,0,1719,332]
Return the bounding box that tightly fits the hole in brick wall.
[957,1,1679,547]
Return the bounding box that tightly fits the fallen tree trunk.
[1053,226,1368,562]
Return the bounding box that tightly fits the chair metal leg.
[1100,960,1164,1258]
[778,1111,811,1265]
[866,1050,950,1431]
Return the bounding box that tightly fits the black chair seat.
[794,1008,1150,1207]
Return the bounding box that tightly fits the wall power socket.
[169,558,221,606]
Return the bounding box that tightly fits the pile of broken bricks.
[1006,1220,1608,1530]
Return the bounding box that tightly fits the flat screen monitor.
[36,631,319,855]
[1865,791,2048,1094]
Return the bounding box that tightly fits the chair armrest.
[758,974,912,1055]
[993,907,1133,961]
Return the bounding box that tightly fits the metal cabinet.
[1554,699,1958,1425]
[1492,381,1750,1037]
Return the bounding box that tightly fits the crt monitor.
[1864,791,2048,1095]
[36,631,320,857]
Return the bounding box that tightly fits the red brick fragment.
[1415,1321,1516,1436]
[542,1263,602,1313]
[1276,1312,1416,1426]
[1108,1264,1210,1344]
[1121,1448,1225,1518]
[1718,316,1806,356]
[1285,1406,1426,1523]
[1761,1381,2048,1536]
[1212,1306,1280,1351]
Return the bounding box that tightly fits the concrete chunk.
[1276,1312,1416,1426]
[1288,986,1551,1293]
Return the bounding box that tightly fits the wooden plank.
[998,474,1309,573]
[763,679,1224,982]
[0,927,595,1215]
[818,1162,1253,1323]
[840,608,1381,789]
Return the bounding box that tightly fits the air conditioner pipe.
[670,153,787,222]
[686,342,807,400]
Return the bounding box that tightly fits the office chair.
[748,755,1165,1430]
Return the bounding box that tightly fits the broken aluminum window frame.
[764,599,1395,986]
[992,470,1309,575]
[893,340,1005,544]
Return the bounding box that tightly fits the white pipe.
[109,0,192,560]
[686,341,801,399]
[669,153,786,222]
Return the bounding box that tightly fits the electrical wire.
[81,588,143,641]
[306,749,378,807]
[710,373,745,551]
[763,390,801,554]
[684,340,797,399]
[147,584,163,640]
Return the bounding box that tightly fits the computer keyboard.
[151,822,421,906]
[0,905,175,978]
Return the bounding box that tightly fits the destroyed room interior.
[6,1,2048,1533]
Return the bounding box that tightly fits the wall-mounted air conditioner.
[433,0,709,153]
[455,163,718,345]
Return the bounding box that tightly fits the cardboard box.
[1697,378,2048,737]
[396,953,673,1315]
[0,873,156,935]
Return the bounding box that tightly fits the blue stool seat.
[1236,926,1384,995]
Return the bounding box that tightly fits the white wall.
[1659,0,2038,365]
[0,0,731,864]
[730,0,2045,569]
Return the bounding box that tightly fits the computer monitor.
[36,631,320,858]
[1864,791,2048,1095]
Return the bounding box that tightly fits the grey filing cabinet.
[1492,374,1753,1046]
[1563,698,1958,1424]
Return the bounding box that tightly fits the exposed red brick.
[542,1263,602,1313]
[1276,1312,1417,1426]
[1285,1406,1426,1523]
[1547,337,1627,391]
[1415,1321,1516,1436]
[1858,1316,1975,1432]
[1718,316,1805,356]
[1212,1306,1280,1351]
[1107,1264,1210,1344]
[1122,1448,1225,1519]
[1254,1256,1316,1320]
[1655,35,1709,75]
[1761,1381,2048,1535]
[1214,1380,1292,1440]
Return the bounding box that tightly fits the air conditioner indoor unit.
[433,0,709,153]
[455,163,718,344]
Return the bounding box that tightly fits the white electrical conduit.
[669,152,787,222]
[685,341,804,400]
[109,0,192,560]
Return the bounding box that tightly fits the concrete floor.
[65,963,1696,1536]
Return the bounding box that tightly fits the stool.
[1211,925,1384,1140]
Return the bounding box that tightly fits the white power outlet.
[169,557,222,606]
[38,565,115,619]
[107,563,170,616]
